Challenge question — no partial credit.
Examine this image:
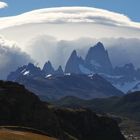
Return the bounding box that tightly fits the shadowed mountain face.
[65,50,84,74]
[42,61,55,75]
[0,81,125,140]
[55,66,64,75]
[85,42,113,74]
[7,63,43,81]
[65,42,113,74]
[8,73,123,101]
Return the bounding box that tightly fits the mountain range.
[7,42,140,94]
[64,42,140,92]
[8,72,123,100]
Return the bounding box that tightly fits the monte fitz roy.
[7,42,140,101]
[1,2,140,140]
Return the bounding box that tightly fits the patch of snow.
[65,73,71,76]
[131,83,140,92]
[113,80,140,93]
[23,71,30,75]
[79,64,91,74]
[45,74,52,78]
[88,74,95,79]
[21,69,26,74]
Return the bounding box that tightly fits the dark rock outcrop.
[54,108,125,140]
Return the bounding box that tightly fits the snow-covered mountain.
[7,63,43,81]
[7,42,140,93]
[7,62,64,81]
[64,42,140,92]
[65,42,113,74]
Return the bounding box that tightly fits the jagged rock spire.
[65,50,84,74]
[85,42,113,74]
[42,61,55,75]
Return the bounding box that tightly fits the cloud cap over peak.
[0,1,8,9]
[0,6,140,29]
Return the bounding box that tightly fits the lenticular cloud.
[0,7,140,29]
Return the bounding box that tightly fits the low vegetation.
[0,128,57,140]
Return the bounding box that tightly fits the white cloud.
[0,6,140,74]
[0,1,8,9]
[0,7,140,29]
[0,6,140,49]
[1,34,140,79]
[0,36,33,79]
[26,35,140,69]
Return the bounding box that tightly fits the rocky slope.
[0,80,125,140]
